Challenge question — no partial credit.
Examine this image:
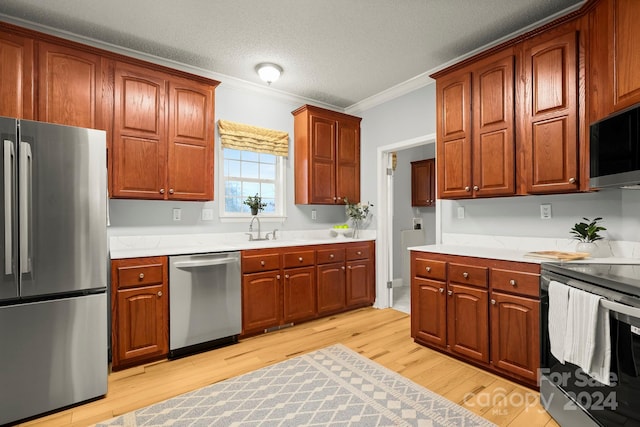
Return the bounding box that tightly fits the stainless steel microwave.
[590,104,640,189]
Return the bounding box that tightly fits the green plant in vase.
[570,217,606,256]
[244,193,267,216]
[343,197,373,239]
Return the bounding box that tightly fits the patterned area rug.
[96,344,494,426]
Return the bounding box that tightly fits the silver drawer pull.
[139,273,144,279]
[260,260,265,266]
[357,251,362,255]
[329,254,334,258]
[509,279,516,286]
[426,266,431,272]
[463,272,469,278]
[298,257,303,262]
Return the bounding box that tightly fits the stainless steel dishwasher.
[169,252,241,358]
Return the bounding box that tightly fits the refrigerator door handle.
[4,140,14,275]
[19,141,32,274]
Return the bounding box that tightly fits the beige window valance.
[218,120,289,157]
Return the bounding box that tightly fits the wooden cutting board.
[524,251,590,260]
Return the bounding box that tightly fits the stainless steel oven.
[540,263,640,426]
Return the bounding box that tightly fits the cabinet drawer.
[448,263,488,288]
[317,247,345,264]
[116,263,164,289]
[346,245,370,261]
[491,268,540,298]
[242,252,281,273]
[413,258,446,281]
[283,249,315,268]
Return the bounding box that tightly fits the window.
[221,148,285,217]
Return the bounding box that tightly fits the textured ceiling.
[0,0,584,109]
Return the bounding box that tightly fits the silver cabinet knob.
[464,186,471,192]
[348,265,352,269]
[139,273,144,279]
[329,254,335,259]
[276,274,281,280]
[569,177,576,184]
[439,288,444,293]
[426,266,431,272]
[157,291,162,297]
[169,188,174,194]
[357,251,362,255]
[336,197,342,201]
[333,196,337,201]
[463,272,469,278]
[260,260,265,266]
[473,185,479,191]
[298,257,303,262]
[491,299,496,305]
[285,274,289,279]
[447,290,453,296]
[509,279,516,286]
[341,266,346,270]
[159,188,165,194]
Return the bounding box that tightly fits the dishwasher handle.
[173,257,238,268]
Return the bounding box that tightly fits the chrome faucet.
[265,228,278,240]
[247,216,267,241]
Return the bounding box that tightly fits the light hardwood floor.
[21,307,559,427]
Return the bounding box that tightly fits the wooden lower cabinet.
[242,241,375,336]
[490,291,540,382]
[411,251,540,388]
[111,256,168,371]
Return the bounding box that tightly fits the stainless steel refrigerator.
[0,117,108,425]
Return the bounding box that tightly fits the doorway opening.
[374,133,438,311]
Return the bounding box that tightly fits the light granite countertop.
[109,229,376,259]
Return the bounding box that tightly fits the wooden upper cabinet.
[112,61,216,200]
[0,30,34,119]
[293,104,361,205]
[167,78,215,200]
[522,27,579,194]
[112,62,168,199]
[436,49,515,199]
[436,71,472,199]
[472,53,515,197]
[37,41,103,129]
[411,158,435,206]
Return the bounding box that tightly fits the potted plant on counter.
[344,197,373,239]
[244,193,267,216]
[570,217,606,256]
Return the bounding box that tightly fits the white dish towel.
[564,287,612,386]
[548,280,570,363]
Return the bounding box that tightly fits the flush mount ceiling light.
[255,63,283,85]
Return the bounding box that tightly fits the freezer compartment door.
[18,121,106,297]
[0,293,107,425]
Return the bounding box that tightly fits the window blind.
[218,120,289,157]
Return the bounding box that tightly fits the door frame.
[374,133,438,309]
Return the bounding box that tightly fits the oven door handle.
[601,299,640,320]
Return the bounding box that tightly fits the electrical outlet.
[412,217,423,230]
[540,204,552,219]
[311,209,317,220]
[201,208,213,221]
[173,208,181,221]
[457,206,465,219]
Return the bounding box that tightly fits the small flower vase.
[251,207,259,216]
[576,241,597,256]
[352,219,361,239]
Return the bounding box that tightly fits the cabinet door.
[242,271,281,334]
[411,277,447,348]
[472,53,516,197]
[611,0,640,111]
[336,119,360,203]
[411,159,435,206]
[0,30,33,119]
[490,291,540,382]
[316,262,345,314]
[115,284,168,367]
[447,283,489,362]
[283,266,316,324]
[167,78,214,200]
[346,260,372,307]
[112,62,168,199]
[310,115,337,204]
[37,41,102,128]
[523,29,579,194]
[436,71,472,199]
